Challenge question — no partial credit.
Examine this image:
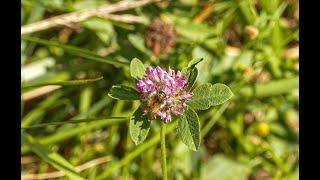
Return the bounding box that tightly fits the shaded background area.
[21,0,298,179]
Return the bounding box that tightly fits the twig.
[101,14,146,24]
[21,0,160,35]
[22,85,61,101]
[193,4,214,23]
[21,156,38,165]
[21,156,111,180]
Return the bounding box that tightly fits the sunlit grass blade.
[21,132,85,180]
[239,77,298,97]
[22,77,104,90]
[21,92,64,127]
[22,117,128,129]
[21,36,129,66]
[21,116,127,154]
[21,98,112,154]
[236,0,258,24]
[22,98,112,154]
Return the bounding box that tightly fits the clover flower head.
[136,66,192,123]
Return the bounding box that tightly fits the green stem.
[160,122,168,180]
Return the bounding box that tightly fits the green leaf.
[130,58,146,80]
[184,58,203,89]
[188,83,233,110]
[22,77,104,90]
[200,154,250,180]
[181,67,188,75]
[22,132,85,180]
[209,83,233,106]
[188,57,204,69]
[21,36,128,66]
[129,108,151,145]
[187,84,212,110]
[108,85,140,100]
[187,67,198,90]
[178,106,200,151]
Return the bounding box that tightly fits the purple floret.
[136,66,192,123]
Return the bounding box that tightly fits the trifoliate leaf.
[130,108,151,145]
[178,106,200,151]
[108,85,140,100]
[130,58,146,79]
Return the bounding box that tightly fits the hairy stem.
[160,122,168,180]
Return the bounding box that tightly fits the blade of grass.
[235,0,258,24]
[21,156,111,179]
[239,77,298,97]
[21,36,129,66]
[74,98,111,119]
[21,98,111,154]
[79,87,93,114]
[21,92,63,127]
[201,103,229,137]
[22,77,104,90]
[21,132,85,180]
[21,117,128,154]
[22,117,127,129]
[22,71,71,93]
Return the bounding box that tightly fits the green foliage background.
[21,0,299,179]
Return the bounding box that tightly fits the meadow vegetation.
[21,0,299,179]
